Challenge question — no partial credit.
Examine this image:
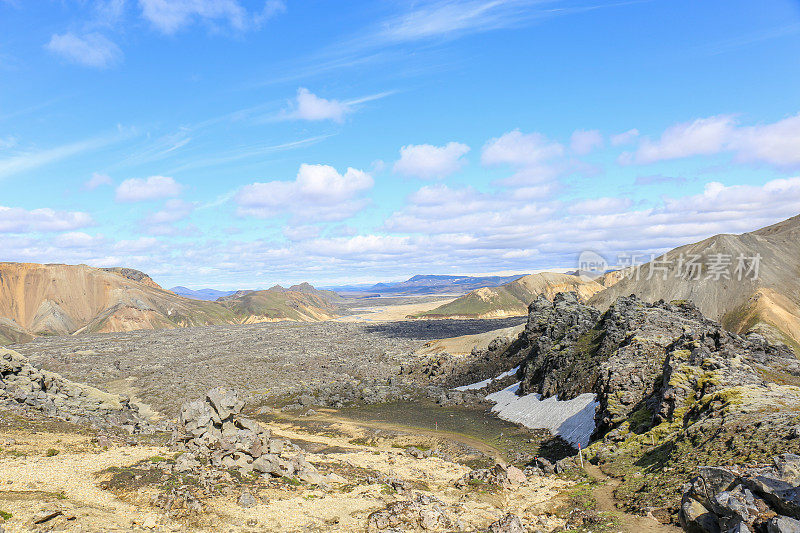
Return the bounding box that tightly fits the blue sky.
[2,0,800,289]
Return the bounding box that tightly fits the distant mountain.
[0,263,343,345]
[416,272,605,318]
[0,263,235,343]
[219,284,342,322]
[328,274,529,296]
[590,214,800,351]
[170,286,238,301]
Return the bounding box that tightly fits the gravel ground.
[11,318,524,415]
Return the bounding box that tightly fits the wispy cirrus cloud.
[375,0,557,44]
[0,135,122,180]
[46,32,122,68]
[139,0,285,34]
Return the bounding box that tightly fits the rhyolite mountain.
[0,262,343,344]
[590,213,800,351]
[416,272,604,319]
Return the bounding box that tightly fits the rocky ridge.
[0,347,147,430]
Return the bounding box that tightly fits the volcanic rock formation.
[172,388,322,483]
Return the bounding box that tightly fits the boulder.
[489,513,525,533]
[682,455,800,533]
[172,390,320,482]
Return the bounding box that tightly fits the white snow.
[453,366,520,391]
[486,382,598,448]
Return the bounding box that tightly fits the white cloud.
[283,225,321,241]
[84,172,113,190]
[481,129,564,167]
[278,88,393,122]
[139,0,247,33]
[626,115,735,164]
[624,114,800,168]
[46,32,122,68]
[0,206,94,233]
[731,114,800,167]
[570,129,603,155]
[610,128,639,146]
[116,176,183,202]
[393,142,470,179]
[236,164,374,221]
[290,88,350,122]
[145,198,196,224]
[255,0,286,25]
[55,232,105,249]
[301,234,413,258]
[567,197,632,215]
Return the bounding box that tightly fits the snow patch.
[453,366,520,391]
[486,382,598,448]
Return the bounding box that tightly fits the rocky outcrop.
[681,454,800,533]
[171,388,321,484]
[435,292,800,518]
[0,348,147,430]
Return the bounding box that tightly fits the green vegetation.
[0,510,12,520]
[552,480,621,533]
[46,448,60,457]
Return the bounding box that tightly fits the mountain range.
[415,272,605,319]
[327,274,528,296]
[169,287,239,301]
[0,263,344,344]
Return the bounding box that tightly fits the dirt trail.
[584,464,681,533]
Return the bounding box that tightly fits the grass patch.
[45,448,60,457]
[0,510,11,520]
[553,481,621,533]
